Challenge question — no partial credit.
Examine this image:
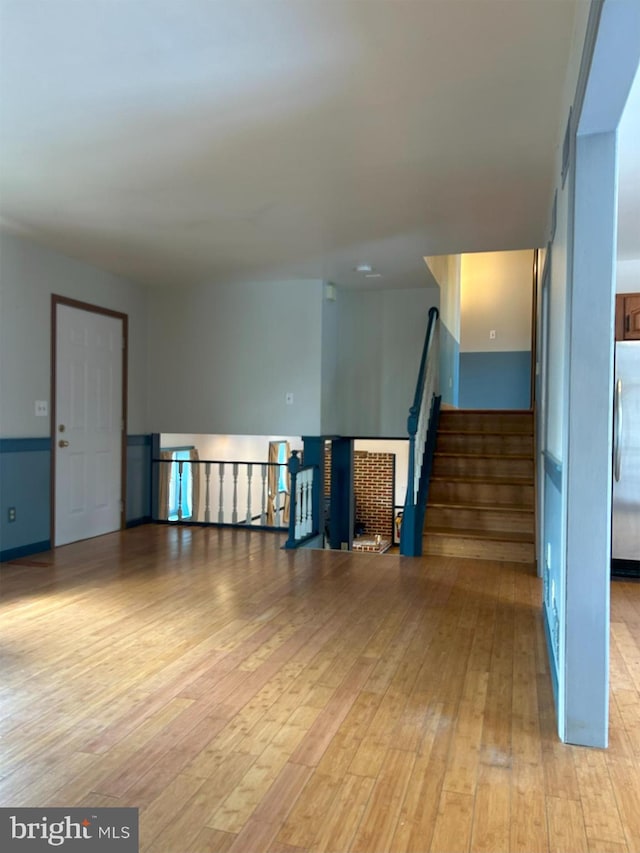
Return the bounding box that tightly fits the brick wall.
[354,451,395,539]
[324,444,395,539]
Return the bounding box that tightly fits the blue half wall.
[459,351,531,410]
[1,435,152,561]
[0,438,51,560]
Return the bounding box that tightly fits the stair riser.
[439,412,532,434]
[424,534,535,563]
[429,480,534,508]
[425,506,534,535]
[436,433,533,456]
[433,456,533,480]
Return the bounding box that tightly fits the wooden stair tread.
[424,409,535,563]
[424,527,534,543]
[427,501,534,514]
[435,452,533,460]
[428,499,533,511]
[438,429,533,436]
[440,408,532,413]
[430,475,533,485]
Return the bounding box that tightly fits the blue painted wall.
[0,438,51,560]
[126,435,152,526]
[542,453,564,725]
[459,351,531,409]
[0,435,152,561]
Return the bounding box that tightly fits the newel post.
[285,450,301,548]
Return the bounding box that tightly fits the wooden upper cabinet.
[616,293,640,341]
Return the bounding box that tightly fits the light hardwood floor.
[1,525,639,853]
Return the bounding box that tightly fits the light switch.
[285,392,294,405]
[489,330,496,340]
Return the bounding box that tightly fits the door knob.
[58,439,70,448]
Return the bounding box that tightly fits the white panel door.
[55,305,123,546]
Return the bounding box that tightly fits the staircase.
[424,409,535,563]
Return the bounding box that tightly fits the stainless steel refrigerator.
[613,341,640,577]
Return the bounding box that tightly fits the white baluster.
[295,474,303,539]
[204,462,211,523]
[305,473,313,535]
[246,463,253,524]
[218,462,225,524]
[232,463,239,523]
[177,460,184,521]
[260,464,267,524]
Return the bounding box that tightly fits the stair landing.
[424,409,535,564]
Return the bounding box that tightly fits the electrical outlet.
[341,542,349,551]
[35,400,48,416]
[8,507,16,523]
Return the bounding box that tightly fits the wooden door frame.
[50,295,128,546]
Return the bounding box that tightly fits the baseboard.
[0,540,52,563]
[126,516,152,529]
[611,558,640,580]
[543,605,559,707]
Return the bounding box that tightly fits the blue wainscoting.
[459,351,531,409]
[0,435,152,562]
[542,452,563,714]
[0,438,51,561]
[126,435,152,527]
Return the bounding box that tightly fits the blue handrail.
[401,306,441,556]
[411,307,440,417]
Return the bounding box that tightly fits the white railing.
[401,306,441,556]
[413,322,440,502]
[294,466,314,540]
[155,459,290,528]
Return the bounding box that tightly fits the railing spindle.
[218,462,225,524]
[246,463,253,524]
[232,463,239,523]
[260,464,267,524]
[177,460,184,521]
[204,461,211,523]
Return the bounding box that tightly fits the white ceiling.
[0,0,580,289]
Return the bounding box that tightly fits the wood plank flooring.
[1,525,639,853]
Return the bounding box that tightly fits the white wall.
[425,254,460,341]
[616,257,640,293]
[161,433,303,461]
[321,286,340,435]
[0,231,149,437]
[460,250,533,353]
[544,2,592,461]
[160,433,303,525]
[334,286,439,436]
[546,182,570,459]
[424,254,460,403]
[147,279,324,435]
